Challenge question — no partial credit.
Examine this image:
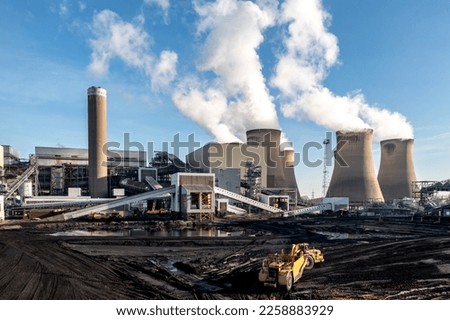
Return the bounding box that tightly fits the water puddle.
[49,228,244,238]
[313,231,350,240]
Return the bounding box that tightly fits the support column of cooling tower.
[326,129,384,204]
[88,86,108,198]
[377,139,417,202]
[246,129,299,193]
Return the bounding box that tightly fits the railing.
[283,203,332,217]
[145,176,163,190]
[61,186,175,220]
[5,161,38,199]
[227,204,247,214]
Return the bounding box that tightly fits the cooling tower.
[246,129,299,193]
[87,86,108,198]
[326,129,384,203]
[377,139,417,202]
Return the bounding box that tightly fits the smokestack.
[377,139,417,202]
[327,129,384,203]
[87,86,108,198]
[246,129,299,193]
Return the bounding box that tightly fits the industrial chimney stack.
[87,86,108,198]
[246,129,299,193]
[326,129,384,203]
[377,139,417,202]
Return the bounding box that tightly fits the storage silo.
[377,139,417,202]
[87,86,108,198]
[246,129,299,192]
[326,129,384,203]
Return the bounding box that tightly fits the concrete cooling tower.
[326,129,384,203]
[246,129,299,193]
[377,139,417,202]
[87,86,108,198]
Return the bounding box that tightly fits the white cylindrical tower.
[327,129,384,203]
[88,86,108,198]
[378,139,417,202]
[246,129,299,193]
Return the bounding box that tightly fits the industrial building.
[34,146,147,196]
[413,180,450,207]
[2,145,20,165]
[186,129,300,209]
[171,173,215,221]
[186,142,267,192]
[3,85,450,223]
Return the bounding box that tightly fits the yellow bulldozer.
[258,243,324,291]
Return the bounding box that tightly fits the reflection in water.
[49,228,244,238]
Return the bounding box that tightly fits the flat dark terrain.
[0,216,449,299]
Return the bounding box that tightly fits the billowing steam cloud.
[87,0,414,143]
[172,76,240,142]
[88,10,177,91]
[272,0,414,141]
[172,0,280,142]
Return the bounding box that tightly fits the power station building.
[34,146,147,196]
[1,145,20,165]
[186,128,300,206]
[186,142,267,192]
[1,83,434,221]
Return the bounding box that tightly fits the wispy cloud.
[88,10,177,91]
[59,0,69,17]
[78,1,86,12]
[144,0,170,23]
[414,131,450,154]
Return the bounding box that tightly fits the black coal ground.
[0,216,449,300]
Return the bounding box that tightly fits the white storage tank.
[113,188,126,197]
[68,187,82,198]
[19,181,33,198]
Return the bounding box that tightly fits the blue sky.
[0,0,449,197]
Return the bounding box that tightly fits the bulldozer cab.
[290,243,309,258]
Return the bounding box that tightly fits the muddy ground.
[0,215,449,300]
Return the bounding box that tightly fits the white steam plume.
[88,10,177,91]
[172,0,279,142]
[172,77,241,142]
[272,0,414,141]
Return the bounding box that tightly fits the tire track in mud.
[291,237,450,299]
[0,231,152,299]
